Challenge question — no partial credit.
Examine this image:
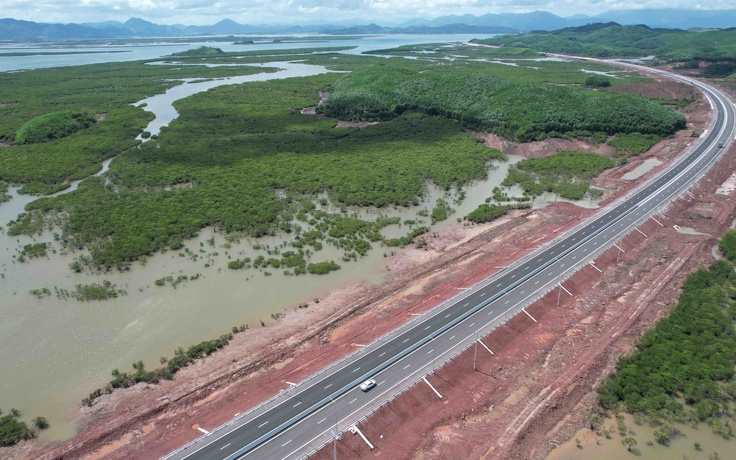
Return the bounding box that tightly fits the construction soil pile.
[6,71,734,460]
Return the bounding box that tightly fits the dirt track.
[6,71,735,460]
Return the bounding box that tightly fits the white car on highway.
[359,379,376,392]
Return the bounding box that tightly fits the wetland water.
[0,34,593,440]
[547,413,733,460]
[136,61,332,139]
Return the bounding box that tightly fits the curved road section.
[165,68,735,460]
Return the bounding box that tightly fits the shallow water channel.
[0,59,601,440]
[135,61,332,139]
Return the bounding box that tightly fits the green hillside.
[318,65,686,142]
[14,111,95,145]
[473,23,736,63]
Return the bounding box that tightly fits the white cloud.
[1,0,735,25]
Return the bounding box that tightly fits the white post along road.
[163,62,736,460]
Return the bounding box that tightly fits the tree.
[588,412,603,431]
[32,416,49,430]
[584,74,611,88]
[653,427,670,445]
[622,437,637,451]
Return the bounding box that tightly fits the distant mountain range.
[1,9,736,42]
[399,9,736,31]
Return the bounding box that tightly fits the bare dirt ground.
[5,71,733,460]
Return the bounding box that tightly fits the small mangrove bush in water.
[54,280,126,301]
[0,408,48,447]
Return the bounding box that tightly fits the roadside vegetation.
[718,229,736,262]
[608,132,661,157]
[595,256,736,445]
[502,151,613,200]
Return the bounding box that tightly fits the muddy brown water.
[547,413,733,460]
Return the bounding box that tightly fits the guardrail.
[297,76,733,460]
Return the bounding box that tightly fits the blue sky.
[2,0,733,25]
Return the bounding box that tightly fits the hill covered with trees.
[318,65,686,142]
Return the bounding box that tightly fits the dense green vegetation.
[18,242,47,260]
[0,47,681,270]
[719,229,736,263]
[64,281,127,301]
[318,66,685,142]
[17,74,501,269]
[608,132,661,157]
[360,44,648,87]
[597,259,736,437]
[584,74,611,88]
[307,260,341,275]
[474,23,736,64]
[465,203,529,224]
[367,43,543,59]
[0,408,41,446]
[502,151,614,200]
[172,46,225,57]
[28,281,127,301]
[0,59,272,189]
[703,62,736,78]
[14,111,96,144]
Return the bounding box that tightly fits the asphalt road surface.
[164,68,735,460]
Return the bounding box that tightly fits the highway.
[164,69,735,460]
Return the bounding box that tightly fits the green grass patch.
[608,132,661,157]
[502,151,614,200]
